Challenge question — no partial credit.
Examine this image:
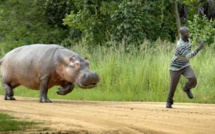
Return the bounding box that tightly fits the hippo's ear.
[62,57,73,66]
[84,57,90,64]
[69,57,73,62]
[64,57,73,66]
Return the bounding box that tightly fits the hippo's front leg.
[39,78,52,103]
[57,82,75,95]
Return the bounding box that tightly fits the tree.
[174,2,181,38]
[0,0,72,51]
[1,0,214,50]
[63,0,177,46]
[180,0,215,44]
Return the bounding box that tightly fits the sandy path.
[0,96,215,134]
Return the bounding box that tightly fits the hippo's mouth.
[76,80,98,89]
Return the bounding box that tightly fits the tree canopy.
[0,0,214,51]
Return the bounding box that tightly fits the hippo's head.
[60,55,99,89]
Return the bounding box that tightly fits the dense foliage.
[0,0,215,50]
[0,0,71,51]
[63,0,176,46]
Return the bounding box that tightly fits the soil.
[0,95,215,134]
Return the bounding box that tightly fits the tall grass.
[0,40,215,103]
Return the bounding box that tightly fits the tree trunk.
[174,2,181,39]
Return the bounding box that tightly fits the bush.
[188,15,215,45]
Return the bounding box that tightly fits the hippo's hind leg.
[57,82,75,95]
[39,78,52,103]
[2,82,16,100]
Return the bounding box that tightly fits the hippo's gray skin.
[0,44,99,102]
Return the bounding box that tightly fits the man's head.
[180,26,190,39]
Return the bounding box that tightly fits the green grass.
[0,113,38,132]
[0,40,215,103]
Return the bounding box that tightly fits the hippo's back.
[3,44,64,66]
[1,44,65,89]
[6,44,64,57]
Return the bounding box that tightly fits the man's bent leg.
[182,66,197,99]
[183,66,197,90]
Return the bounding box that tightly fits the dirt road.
[0,95,215,134]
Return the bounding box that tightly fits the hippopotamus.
[0,44,99,102]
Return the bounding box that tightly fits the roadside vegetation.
[1,40,215,103]
[0,113,38,132]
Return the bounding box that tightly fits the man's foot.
[184,90,194,99]
[166,102,172,108]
